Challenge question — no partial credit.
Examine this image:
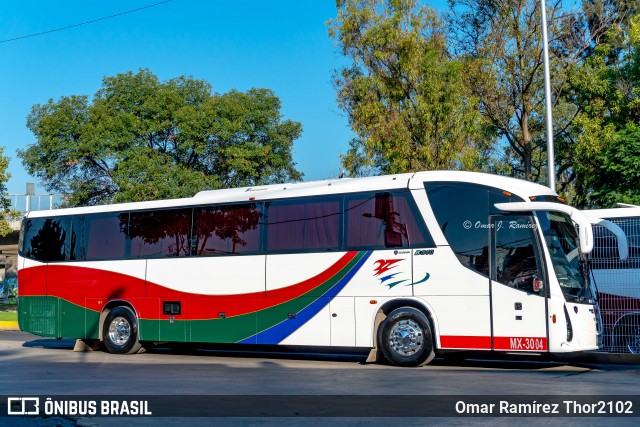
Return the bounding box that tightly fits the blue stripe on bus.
[238,251,372,345]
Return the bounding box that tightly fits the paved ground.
[0,331,639,426]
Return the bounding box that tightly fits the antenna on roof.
[339,169,346,179]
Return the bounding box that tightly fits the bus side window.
[81,213,129,261]
[426,184,489,275]
[194,203,262,255]
[346,191,433,249]
[130,209,191,258]
[425,183,523,277]
[266,197,341,253]
[495,222,539,292]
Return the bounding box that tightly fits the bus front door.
[490,215,549,352]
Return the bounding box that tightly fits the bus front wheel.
[102,307,142,354]
[378,307,435,367]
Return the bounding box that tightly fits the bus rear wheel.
[102,307,142,354]
[378,307,435,367]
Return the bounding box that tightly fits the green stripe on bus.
[18,296,99,339]
[141,252,366,343]
[19,252,366,344]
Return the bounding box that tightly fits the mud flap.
[365,310,387,363]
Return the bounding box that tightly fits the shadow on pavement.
[22,337,75,350]
[16,334,640,370]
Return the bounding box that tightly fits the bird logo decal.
[372,258,430,288]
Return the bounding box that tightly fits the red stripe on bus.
[19,251,359,320]
[439,336,492,350]
[493,337,547,351]
[440,336,548,351]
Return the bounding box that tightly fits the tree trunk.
[522,110,532,181]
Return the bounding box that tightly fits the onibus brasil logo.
[7,397,152,416]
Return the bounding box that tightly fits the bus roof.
[583,206,640,219]
[26,170,558,218]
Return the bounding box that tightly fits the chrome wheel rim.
[108,316,131,347]
[389,319,423,356]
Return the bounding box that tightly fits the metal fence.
[589,217,640,353]
[7,193,67,212]
[5,193,67,230]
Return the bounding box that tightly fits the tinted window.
[346,191,433,249]
[426,183,523,276]
[194,203,262,255]
[130,209,191,258]
[538,211,591,300]
[494,216,542,293]
[21,217,70,262]
[266,197,341,252]
[74,213,129,261]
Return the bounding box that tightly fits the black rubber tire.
[102,306,142,354]
[378,307,435,367]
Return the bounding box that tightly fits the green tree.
[20,69,303,206]
[589,124,640,206]
[567,14,640,206]
[0,147,19,237]
[448,0,588,183]
[449,0,637,197]
[329,0,492,177]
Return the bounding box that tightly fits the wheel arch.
[371,297,440,349]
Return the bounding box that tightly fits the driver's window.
[494,217,541,294]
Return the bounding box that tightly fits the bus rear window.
[20,217,70,262]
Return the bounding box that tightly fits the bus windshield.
[536,211,592,302]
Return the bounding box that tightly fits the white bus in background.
[19,171,602,366]
[584,207,640,353]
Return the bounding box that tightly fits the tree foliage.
[448,0,592,183]
[329,0,493,177]
[0,148,19,237]
[20,69,303,206]
[329,0,640,207]
[567,13,640,206]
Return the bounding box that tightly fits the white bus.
[18,171,601,366]
[584,207,640,353]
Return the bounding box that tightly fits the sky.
[0,0,447,197]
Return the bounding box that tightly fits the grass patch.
[0,311,17,322]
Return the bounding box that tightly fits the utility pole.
[540,0,555,191]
